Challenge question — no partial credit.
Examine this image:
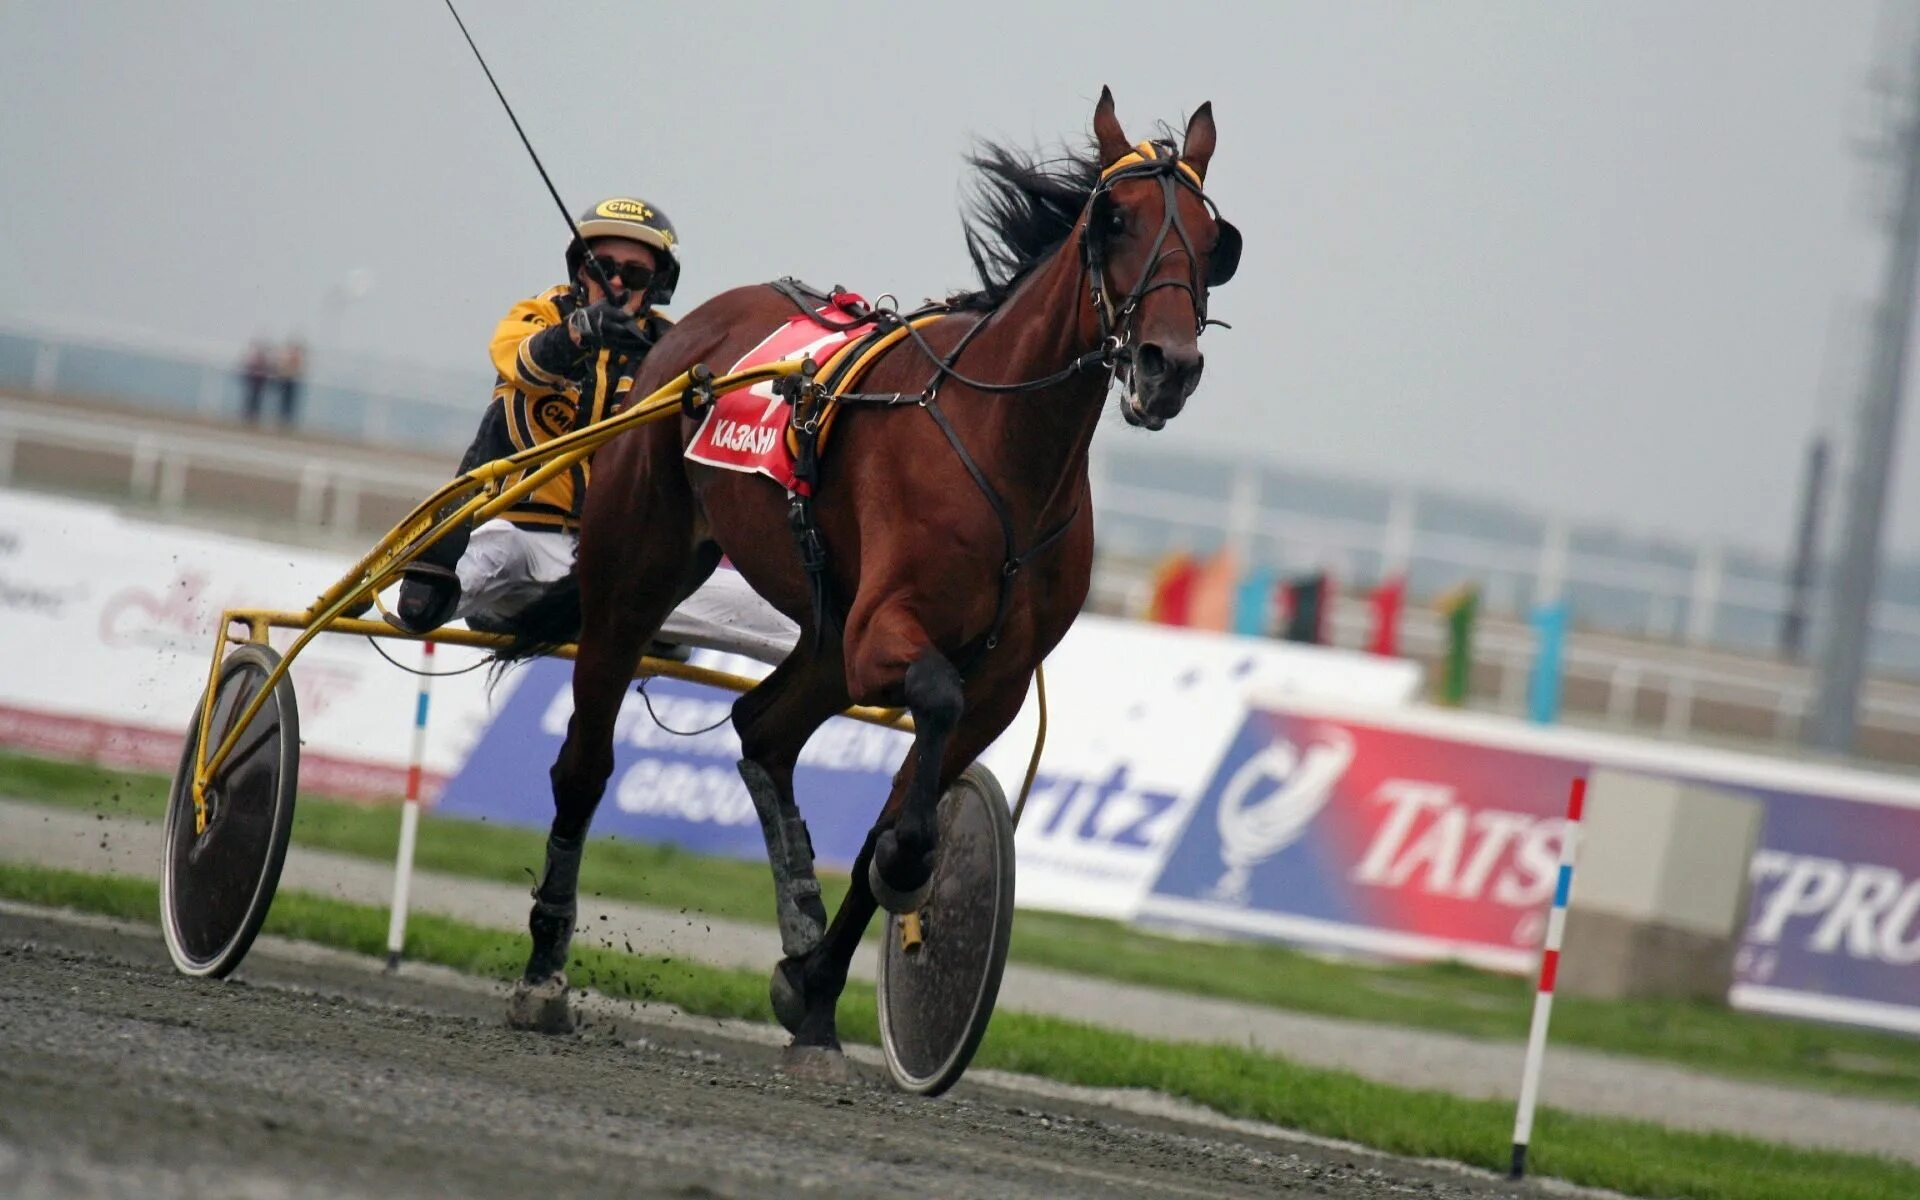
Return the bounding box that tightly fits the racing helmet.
[566,196,681,304]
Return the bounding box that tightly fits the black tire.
[161,643,300,978]
[875,763,1016,1096]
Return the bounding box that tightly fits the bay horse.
[501,88,1240,1070]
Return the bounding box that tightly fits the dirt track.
[0,905,1556,1200]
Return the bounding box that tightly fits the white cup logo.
[1209,727,1354,904]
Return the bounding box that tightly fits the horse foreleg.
[731,645,862,1064]
[771,824,882,1074]
[732,645,848,964]
[868,651,965,913]
[778,669,1028,1068]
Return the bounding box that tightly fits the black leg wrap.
[523,833,584,982]
[524,900,575,983]
[535,832,585,904]
[738,760,828,959]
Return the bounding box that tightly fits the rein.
[768,143,1236,671]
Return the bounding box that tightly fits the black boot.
[389,564,462,635]
[387,506,474,635]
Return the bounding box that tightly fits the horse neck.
[949,244,1107,523]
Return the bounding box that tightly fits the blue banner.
[436,658,909,867]
[1735,784,1920,1029]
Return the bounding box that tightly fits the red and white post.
[385,640,435,972]
[1509,775,1586,1180]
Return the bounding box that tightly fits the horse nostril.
[1135,343,1168,377]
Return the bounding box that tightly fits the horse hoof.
[769,958,807,1035]
[779,1043,853,1084]
[506,973,575,1034]
[868,831,933,916]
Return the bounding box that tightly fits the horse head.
[1084,87,1239,431]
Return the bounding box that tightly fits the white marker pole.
[1509,775,1586,1180]
[385,640,435,972]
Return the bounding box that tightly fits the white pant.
[451,519,800,666]
[453,520,576,626]
[658,563,802,665]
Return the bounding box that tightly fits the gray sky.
[0,1,1912,559]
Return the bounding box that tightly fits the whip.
[440,0,619,298]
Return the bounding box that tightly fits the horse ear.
[1184,102,1217,180]
[1093,85,1131,166]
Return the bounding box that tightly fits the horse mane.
[948,137,1103,312]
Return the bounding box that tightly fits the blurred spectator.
[239,340,273,425]
[275,340,307,428]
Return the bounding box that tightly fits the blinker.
[1207,220,1242,287]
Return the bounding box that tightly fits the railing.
[1089,451,1920,678]
[0,402,442,539]
[0,323,485,455]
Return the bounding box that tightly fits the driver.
[388,196,798,664]
[390,196,674,635]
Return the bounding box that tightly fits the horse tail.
[488,574,582,666]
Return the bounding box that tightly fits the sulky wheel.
[875,762,1016,1096]
[161,643,300,978]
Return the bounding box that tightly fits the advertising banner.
[1139,698,1920,1032]
[0,488,503,796]
[1140,708,1578,971]
[438,616,1424,920]
[1733,790,1920,1034]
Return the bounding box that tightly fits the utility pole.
[1780,436,1828,660]
[1808,30,1920,751]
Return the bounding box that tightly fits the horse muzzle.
[1122,342,1203,430]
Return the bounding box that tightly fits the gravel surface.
[0,906,1557,1200]
[4,797,1916,1165]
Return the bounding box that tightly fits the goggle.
[584,257,656,294]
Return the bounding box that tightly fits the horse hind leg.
[506,621,655,1033]
[510,456,710,1032]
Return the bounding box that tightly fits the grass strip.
[8,749,1920,1107]
[3,861,1918,1200]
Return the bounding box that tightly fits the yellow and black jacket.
[458,285,671,533]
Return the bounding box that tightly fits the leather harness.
[682,142,1237,672]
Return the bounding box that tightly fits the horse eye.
[1105,207,1127,236]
